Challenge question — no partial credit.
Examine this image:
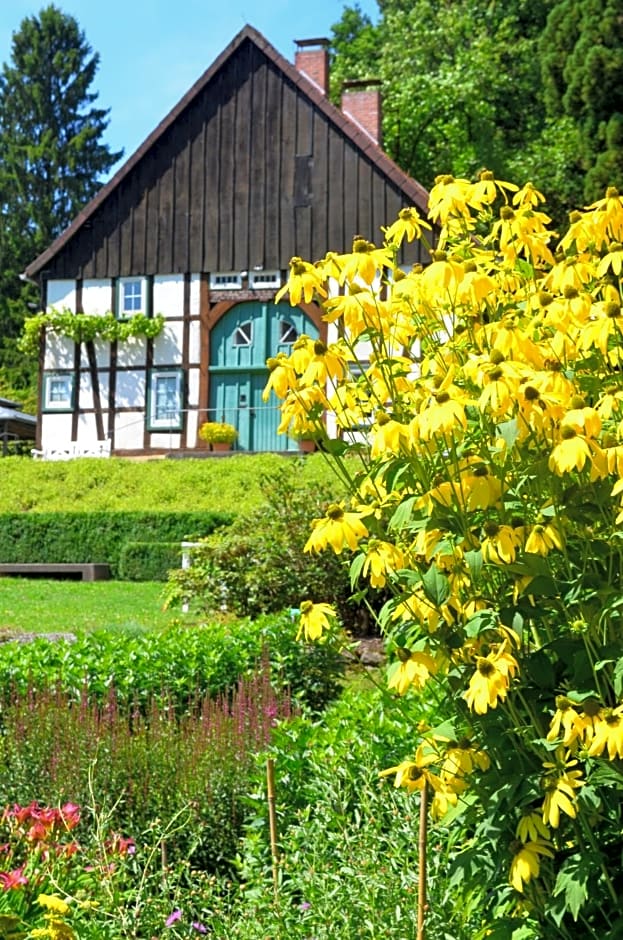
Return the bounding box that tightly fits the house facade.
[25,26,429,456]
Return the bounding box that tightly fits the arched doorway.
[208,301,320,451]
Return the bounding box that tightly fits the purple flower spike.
[192,923,208,934]
[165,909,183,927]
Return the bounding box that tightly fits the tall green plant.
[266,175,623,935]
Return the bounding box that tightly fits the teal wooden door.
[208,302,319,451]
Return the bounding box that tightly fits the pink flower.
[0,866,28,890]
[192,923,208,934]
[165,910,182,927]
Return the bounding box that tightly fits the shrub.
[0,612,345,714]
[198,421,238,444]
[0,510,231,578]
[164,462,379,633]
[118,540,181,581]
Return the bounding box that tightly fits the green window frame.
[42,372,75,413]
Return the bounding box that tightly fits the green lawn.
[0,579,184,634]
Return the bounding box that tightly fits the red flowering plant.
[266,175,623,936]
[0,799,134,936]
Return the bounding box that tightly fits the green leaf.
[421,562,450,606]
[525,650,555,689]
[388,496,416,531]
[614,658,623,697]
[552,854,592,922]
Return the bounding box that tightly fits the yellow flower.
[370,412,410,457]
[383,207,431,247]
[304,503,368,554]
[380,741,442,794]
[481,523,522,565]
[464,643,518,714]
[524,521,564,556]
[587,707,623,760]
[334,236,394,285]
[362,539,405,588]
[299,340,349,386]
[297,600,336,641]
[262,353,297,401]
[548,427,605,476]
[516,811,550,844]
[276,257,327,304]
[509,840,554,892]
[37,896,71,917]
[546,695,584,746]
[387,647,437,694]
[541,751,584,828]
[439,738,490,788]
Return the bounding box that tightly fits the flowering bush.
[266,175,623,936]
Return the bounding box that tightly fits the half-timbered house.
[24,25,429,456]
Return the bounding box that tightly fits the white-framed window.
[146,368,184,431]
[42,372,75,412]
[249,270,281,289]
[233,321,253,347]
[117,277,148,318]
[209,272,242,290]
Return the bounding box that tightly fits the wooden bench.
[0,563,111,581]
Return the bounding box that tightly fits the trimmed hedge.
[0,511,232,578]
[118,541,181,581]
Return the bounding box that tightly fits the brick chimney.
[341,79,383,147]
[294,38,330,95]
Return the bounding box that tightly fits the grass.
[0,579,184,634]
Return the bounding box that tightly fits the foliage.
[267,175,623,934]
[155,682,492,938]
[0,454,337,513]
[117,540,181,581]
[0,612,344,714]
[198,421,239,445]
[540,0,623,202]
[0,4,122,400]
[330,1,557,198]
[0,509,231,578]
[164,462,373,631]
[18,309,165,357]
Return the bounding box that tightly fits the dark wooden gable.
[27,27,428,282]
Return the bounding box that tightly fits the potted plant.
[198,421,238,452]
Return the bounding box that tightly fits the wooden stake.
[417,783,428,940]
[266,757,279,900]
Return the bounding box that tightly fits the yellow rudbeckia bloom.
[297,600,336,641]
[509,840,554,892]
[304,503,368,554]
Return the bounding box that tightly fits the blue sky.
[0,1,379,179]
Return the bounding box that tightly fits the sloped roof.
[25,24,429,280]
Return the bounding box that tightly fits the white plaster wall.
[153,321,184,364]
[82,280,112,315]
[150,432,181,449]
[43,335,75,369]
[116,336,147,367]
[77,372,110,411]
[187,367,200,408]
[153,274,184,319]
[79,340,110,369]
[186,409,199,449]
[40,413,73,449]
[76,413,106,444]
[114,412,145,449]
[47,280,76,311]
[115,370,145,409]
[189,274,200,317]
[188,319,201,365]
